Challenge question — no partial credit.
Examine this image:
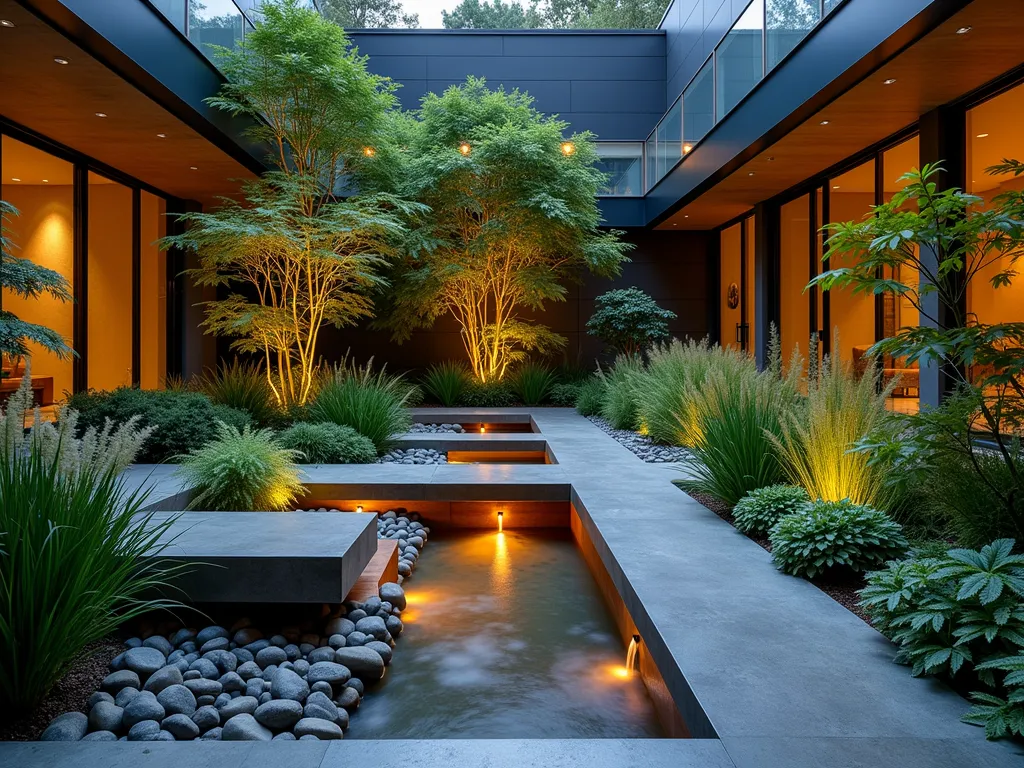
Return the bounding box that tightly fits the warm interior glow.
[497,510,503,532]
[459,141,471,156]
[480,426,486,434]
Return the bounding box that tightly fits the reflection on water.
[350,529,662,739]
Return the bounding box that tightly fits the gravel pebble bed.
[408,423,465,434]
[35,510,430,743]
[378,448,447,465]
[587,416,690,463]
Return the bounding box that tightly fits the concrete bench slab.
[146,511,378,603]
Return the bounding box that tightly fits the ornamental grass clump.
[772,337,895,508]
[0,452,187,712]
[859,539,1024,739]
[177,422,304,511]
[770,499,908,579]
[598,355,645,430]
[511,361,556,405]
[549,381,582,407]
[732,484,810,536]
[574,376,606,416]
[277,421,376,464]
[420,360,472,406]
[194,359,282,427]
[309,358,413,454]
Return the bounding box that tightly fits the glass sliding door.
[779,194,812,369]
[720,215,755,355]
[140,191,168,389]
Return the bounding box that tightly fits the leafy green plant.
[511,362,556,405]
[177,422,304,511]
[859,539,1024,739]
[772,336,895,508]
[309,359,412,453]
[66,388,251,464]
[733,484,809,536]
[459,378,518,407]
[1,201,74,361]
[277,421,376,464]
[770,499,908,579]
[598,356,644,430]
[586,287,676,358]
[420,360,472,406]
[549,381,581,407]
[0,452,187,711]
[379,76,630,382]
[194,359,282,427]
[575,376,606,416]
[676,338,797,506]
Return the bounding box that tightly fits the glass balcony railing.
[148,0,263,64]
[644,0,845,192]
[595,142,645,196]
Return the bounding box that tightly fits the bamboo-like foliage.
[771,336,896,507]
[0,453,188,711]
[381,77,631,382]
[163,1,426,407]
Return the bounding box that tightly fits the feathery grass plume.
[771,333,895,507]
[310,356,412,453]
[511,361,556,406]
[598,355,646,430]
[0,451,188,711]
[277,421,376,464]
[420,360,472,406]
[177,422,304,511]
[194,359,282,427]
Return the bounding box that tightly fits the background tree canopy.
[319,0,420,28]
[442,0,669,29]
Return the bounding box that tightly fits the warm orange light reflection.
[480,426,486,434]
[497,510,503,532]
[363,146,376,157]
[608,665,632,680]
[356,505,364,513]
[683,143,693,154]
[400,609,418,623]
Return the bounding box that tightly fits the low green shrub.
[549,382,581,407]
[309,360,412,454]
[194,359,281,427]
[586,286,676,358]
[733,484,809,536]
[277,421,376,464]
[459,379,517,408]
[65,388,251,463]
[0,452,186,711]
[177,422,304,511]
[574,377,606,416]
[598,356,644,430]
[770,499,908,579]
[511,362,556,406]
[860,539,1024,739]
[420,361,472,407]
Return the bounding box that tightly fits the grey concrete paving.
[39,408,1021,766]
[146,511,377,603]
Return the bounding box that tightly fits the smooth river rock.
[41,712,88,741]
[271,667,309,702]
[123,647,166,678]
[221,713,272,741]
[253,699,303,730]
[332,646,384,682]
[293,717,343,740]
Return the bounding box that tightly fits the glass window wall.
[684,57,715,151]
[716,0,765,121]
[140,192,169,389]
[189,0,244,60]
[656,98,683,181]
[645,135,657,192]
[594,142,643,196]
[766,0,820,72]
[779,194,811,368]
[0,136,74,405]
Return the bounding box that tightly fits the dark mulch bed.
[682,486,870,624]
[0,638,122,742]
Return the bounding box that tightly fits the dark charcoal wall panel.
[347,30,666,141]
[659,0,743,105]
[318,230,709,372]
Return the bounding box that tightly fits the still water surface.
[349,528,662,738]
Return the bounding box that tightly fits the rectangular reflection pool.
[347,529,663,739]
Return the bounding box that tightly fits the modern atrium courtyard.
[1,1,1024,767]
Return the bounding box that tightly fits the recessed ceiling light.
[672,223,678,226]
[956,26,972,35]
[42,179,49,183]
[748,171,755,176]
[10,178,20,182]
[0,19,15,28]
[683,215,689,219]
[832,185,840,189]
[883,78,897,85]
[95,112,107,118]
[190,166,198,170]
[976,133,989,138]
[820,120,830,125]
[157,133,166,138]
[767,156,775,161]
[53,57,69,65]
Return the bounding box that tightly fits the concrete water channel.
[3,408,1021,768]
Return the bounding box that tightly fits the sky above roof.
[405,0,458,28]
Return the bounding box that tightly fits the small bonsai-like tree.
[379,77,631,382]
[812,161,1024,541]
[586,286,676,358]
[164,0,424,407]
[0,201,73,363]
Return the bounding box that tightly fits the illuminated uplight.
[497,510,503,532]
[363,146,376,157]
[356,505,364,513]
[608,665,631,680]
[560,141,576,156]
[458,141,471,156]
[53,57,69,65]
[682,143,692,154]
[480,426,486,434]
